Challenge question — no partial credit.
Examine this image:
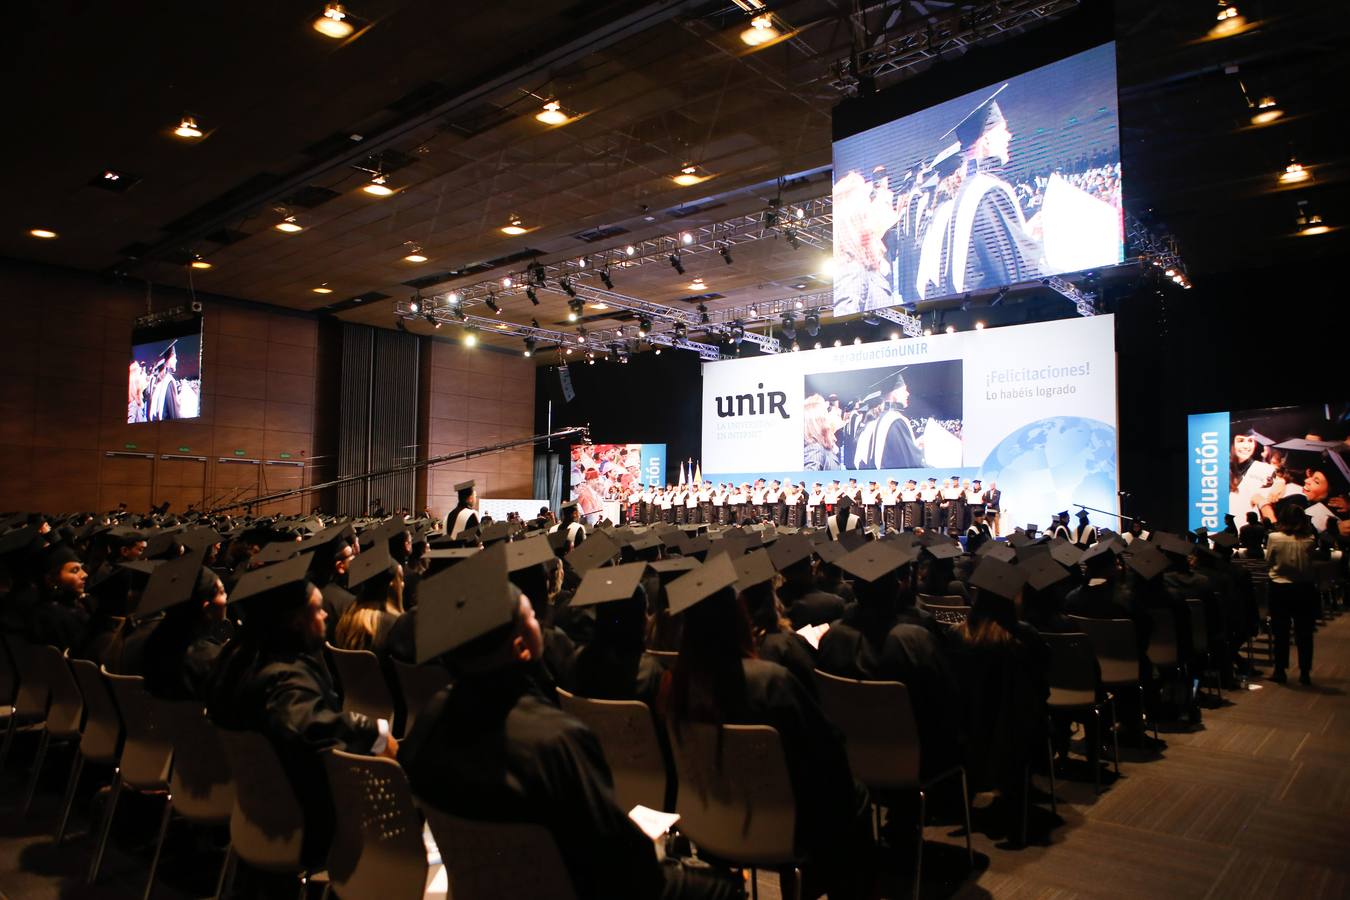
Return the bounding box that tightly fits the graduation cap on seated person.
[504,535,556,573]
[135,546,210,617]
[922,540,963,561]
[767,534,814,571]
[839,530,868,552]
[415,543,521,664]
[977,542,1017,564]
[1122,542,1168,580]
[570,562,648,609]
[647,556,700,580]
[345,541,395,593]
[564,530,621,574]
[1018,553,1071,592]
[666,553,739,615]
[423,547,480,573]
[476,521,516,546]
[812,540,848,565]
[968,556,1026,601]
[180,527,223,553]
[837,541,917,583]
[1048,541,1084,567]
[252,538,305,566]
[229,552,318,608]
[144,530,186,560]
[733,549,777,593]
[1151,532,1196,559]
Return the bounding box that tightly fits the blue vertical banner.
[641,444,667,488]
[1187,411,1229,532]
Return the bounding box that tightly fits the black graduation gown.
[445,505,478,539]
[778,584,848,630]
[943,172,1042,295]
[756,631,819,697]
[27,596,89,652]
[569,645,664,707]
[208,644,379,866]
[141,618,228,701]
[881,416,923,469]
[400,669,667,900]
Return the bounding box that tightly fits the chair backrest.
[0,633,17,706]
[812,670,921,790]
[157,699,233,824]
[1041,632,1099,708]
[1185,599,1208,654]
[326,643,396,723]
[916,595,972,627]
[323,749,428,900]
[34,646,84,739]
[216,728,306,873]
[1066,616,1139,685]
[67,658,122,763]
[1149,607,1180,668]
[555,691,670,812]
[5,635,50,719]
[390,659,450,738]
[103,670,173,790]
[665,721,797,866]
[643,649,679,664]
[421,807,577,900]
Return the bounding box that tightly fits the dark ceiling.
[2,0,1345,355]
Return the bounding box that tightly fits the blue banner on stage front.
[1187,411,1229,532]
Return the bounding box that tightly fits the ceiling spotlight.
[690,277,706,291]
[535,100,573,126]
[484,296,500,314]
[781,315,796,341]
[576,327,587,343]
[189,256,212,270]
[853,336,862,345]
[568,298,583,321]
[1251,95,1282,126]
[28,228,57,239]
[1295,200,1330,236]
[314,2,355,38]
[669,253,685,275]
[719,245,733,265]
[833,339,842,347]
[409,296,421,313]
[577,256,588,268]
[526,286,539,305]
[636,317,652,338]
[819,256,834,278]
[804,311,820,337]
[730,320,745,345]
[624,244,637,257]
[975,320,986,330]
[673,165,709,187]
[275,214,303,233]
[446,292,461,306]
[362,173,394,196]
[501,276,513,288]
[313,284,333,294]
[523,338,537,357]
[403,243,428,263]
[674,322,687,340]
[654,347,662,356]
[560,277,577,298]
[889,331,900,340]
[599,267,614,289]
[501,214,527,235]
[1209,1,1246,38]
[463,331,477,347]
[529,262,546,286]
[945,324,956,334]
[698,303,710,324]
[680,232,694,246]
[173,115,203,139]
[741,13,780,46]
[784,229,800,250]
[1279,157,1309,184]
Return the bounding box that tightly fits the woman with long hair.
[802,393,842,470]
[1266,503,1317,684]
[334,557,404,657]
[141,567,230,701]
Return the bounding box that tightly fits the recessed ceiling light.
[314,3,355,38]
[1251,95,1282,126]
[463,332,477,347]
[404,249,428,263]
[362,173,394,196]
[312,285,333,294]
[741,13,780,46]
[501,215,527,236]
[29,228,57,239]
[535,100,573,126]
[1208,1,1246,38]
[173,115,203,139]
[1279,160,1309,184]
[189,258,212,270]
[275,215,303,233]
[689,278,705,290]
[672,165,710,187]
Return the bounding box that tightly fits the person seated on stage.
[334,542,404,659]
[657,554,875,900]
[402,553,740,900]
[1121,518,1150,545]
[140,562,231,702]
[770,535,848,629]
[567,564,664,706]
[944,559,1049,843]
[208,554,397,869]
[734,550,818,695]
[816,542,959,771]
[26,543,91,652]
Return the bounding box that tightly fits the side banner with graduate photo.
[569,443,667,520]
[1187,402,1350,534]
[701,315,1118,528]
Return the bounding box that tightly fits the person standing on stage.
[823,479,840,518]
[856,374,924,470]
[881,479,899,533]
[900,478,921,530]
[1072,509,1098,549]
[446,479,479,540]
[920,477,941,530]
[660,485,676,524]
[1051,511,1072,541]
[966,507,993,555]
[685,482,700,524]
[809,482,826,527]
[965,479,985,527]
[697,481,713,525]
[984,481,1002,536]
[827,496,863,541]
[549,501,588,551]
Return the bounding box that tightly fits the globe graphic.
[980,417,1118,525]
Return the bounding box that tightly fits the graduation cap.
[666,553,739,615]
[1048,541,1084,567]
[977,542,1017,564]
[1080,542,1117,566]
[1152,532,1196,558]
[144,530,186,560]
[1233,425,1276,447]
[252,539,304,566]
[454,479,476,494]
[546,530,569,553]
[647,556,700,580]
[839,530,867,552]
[565,530,621,574]
[623,531,664,553]
[346,541,395,592]
[922,540,963,561]
[1210,531,1239,550]
[136,546,210,616]
[1123,542,1169,580]
[476,521,515,545]
[733,549,777,593]
[1075,509,1091,520]
[968,556,1026,601]
[837,541,916,583]
[571,562,648,609]
[767,534,814,571]
[230,553,316,607]
[1007,530,1036,549]
[0,524,39,557]
[180,527,223,553]
[505,536,556,573]
[423,547,480,572]
[415,543,519,664]
[1019,554,1071,592]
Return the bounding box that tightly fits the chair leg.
[1,711,19,771]
[143,794,174,900]
[913,788,926,900]
[22,729,51,816]
[55,750,85,843]
[1021,766,1030,847]
[88,775,123,883]
[1092,707,1101,795]
[216,846,237,900]
[297,873,308,900]
[1046,730,1057,815]
[750,868,759,900]
[960,767,973,869]
[1110,699,1121,776]
[786,866,802,900]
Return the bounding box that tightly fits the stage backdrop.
[1187,402,1350,532]
[569,443,667,519]
[701,315,1118,528]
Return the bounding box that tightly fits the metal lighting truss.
[1042,275,1098,317]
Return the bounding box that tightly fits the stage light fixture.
[890,331,900,340]
[730,320,745,345]
[923,328,932,336]
[561,277,577,298]
[831,339,841,347]
[314,3,355,38]
[29,228,57,239]
[741,13,779,46]
[804,311,820,337]
[698,303,710,325]
[674,322,687,340]
[624,244,637,257]
[781,315,796,340]
[1251,95,1282,125]
[1295,200,1330,236]
[669,253,685,275]
[785,229,800,250]
[576,327,587,343]
[1209,1,1246,38]
[975,321,986,330]
[1279,157,1309,184]
[189,256,212,270]
[637,317,652,338]
[275,214,303,233]
[690,277,705,291]
[446,292,461,306]
[501,276,513,288]
[463,330,477,347]
[529,262,547,286]
[526,286,539,305]
[719,245,732,264]
[946,325,956,334]
[485,296,500,314]
[853,336,862,345]
[501,215,527,235]
[600,267,614,289]
[819,256,833,279]
[362,173,393,196]
[680,232,694,246]
[673,166,709,187]
[173,115,203,139]
[535,100,573,126]
[313,285,333,294]
[403,243,427,263]
[568,298,584,321]
[523,338,536,357]
[409,296,421,313]
[813,341,821,349]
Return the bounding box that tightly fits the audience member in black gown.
[26,544,90,651]
[402,559,738,900]
[772,535,847,629]
[142,567,230,701]
[334,543,404,658]
[510,553,577,690]
[737,560,818,696]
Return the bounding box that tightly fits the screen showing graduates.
[832,41,1123,314]
[702,314,1118,529]
[569,443,667,520]
[127,314,204,424]
[1187,402,1350,535]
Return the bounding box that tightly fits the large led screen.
[702,315,1118,528]
[833,42,1123,314]
[569,443,667,520]
[128,314,204,423]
